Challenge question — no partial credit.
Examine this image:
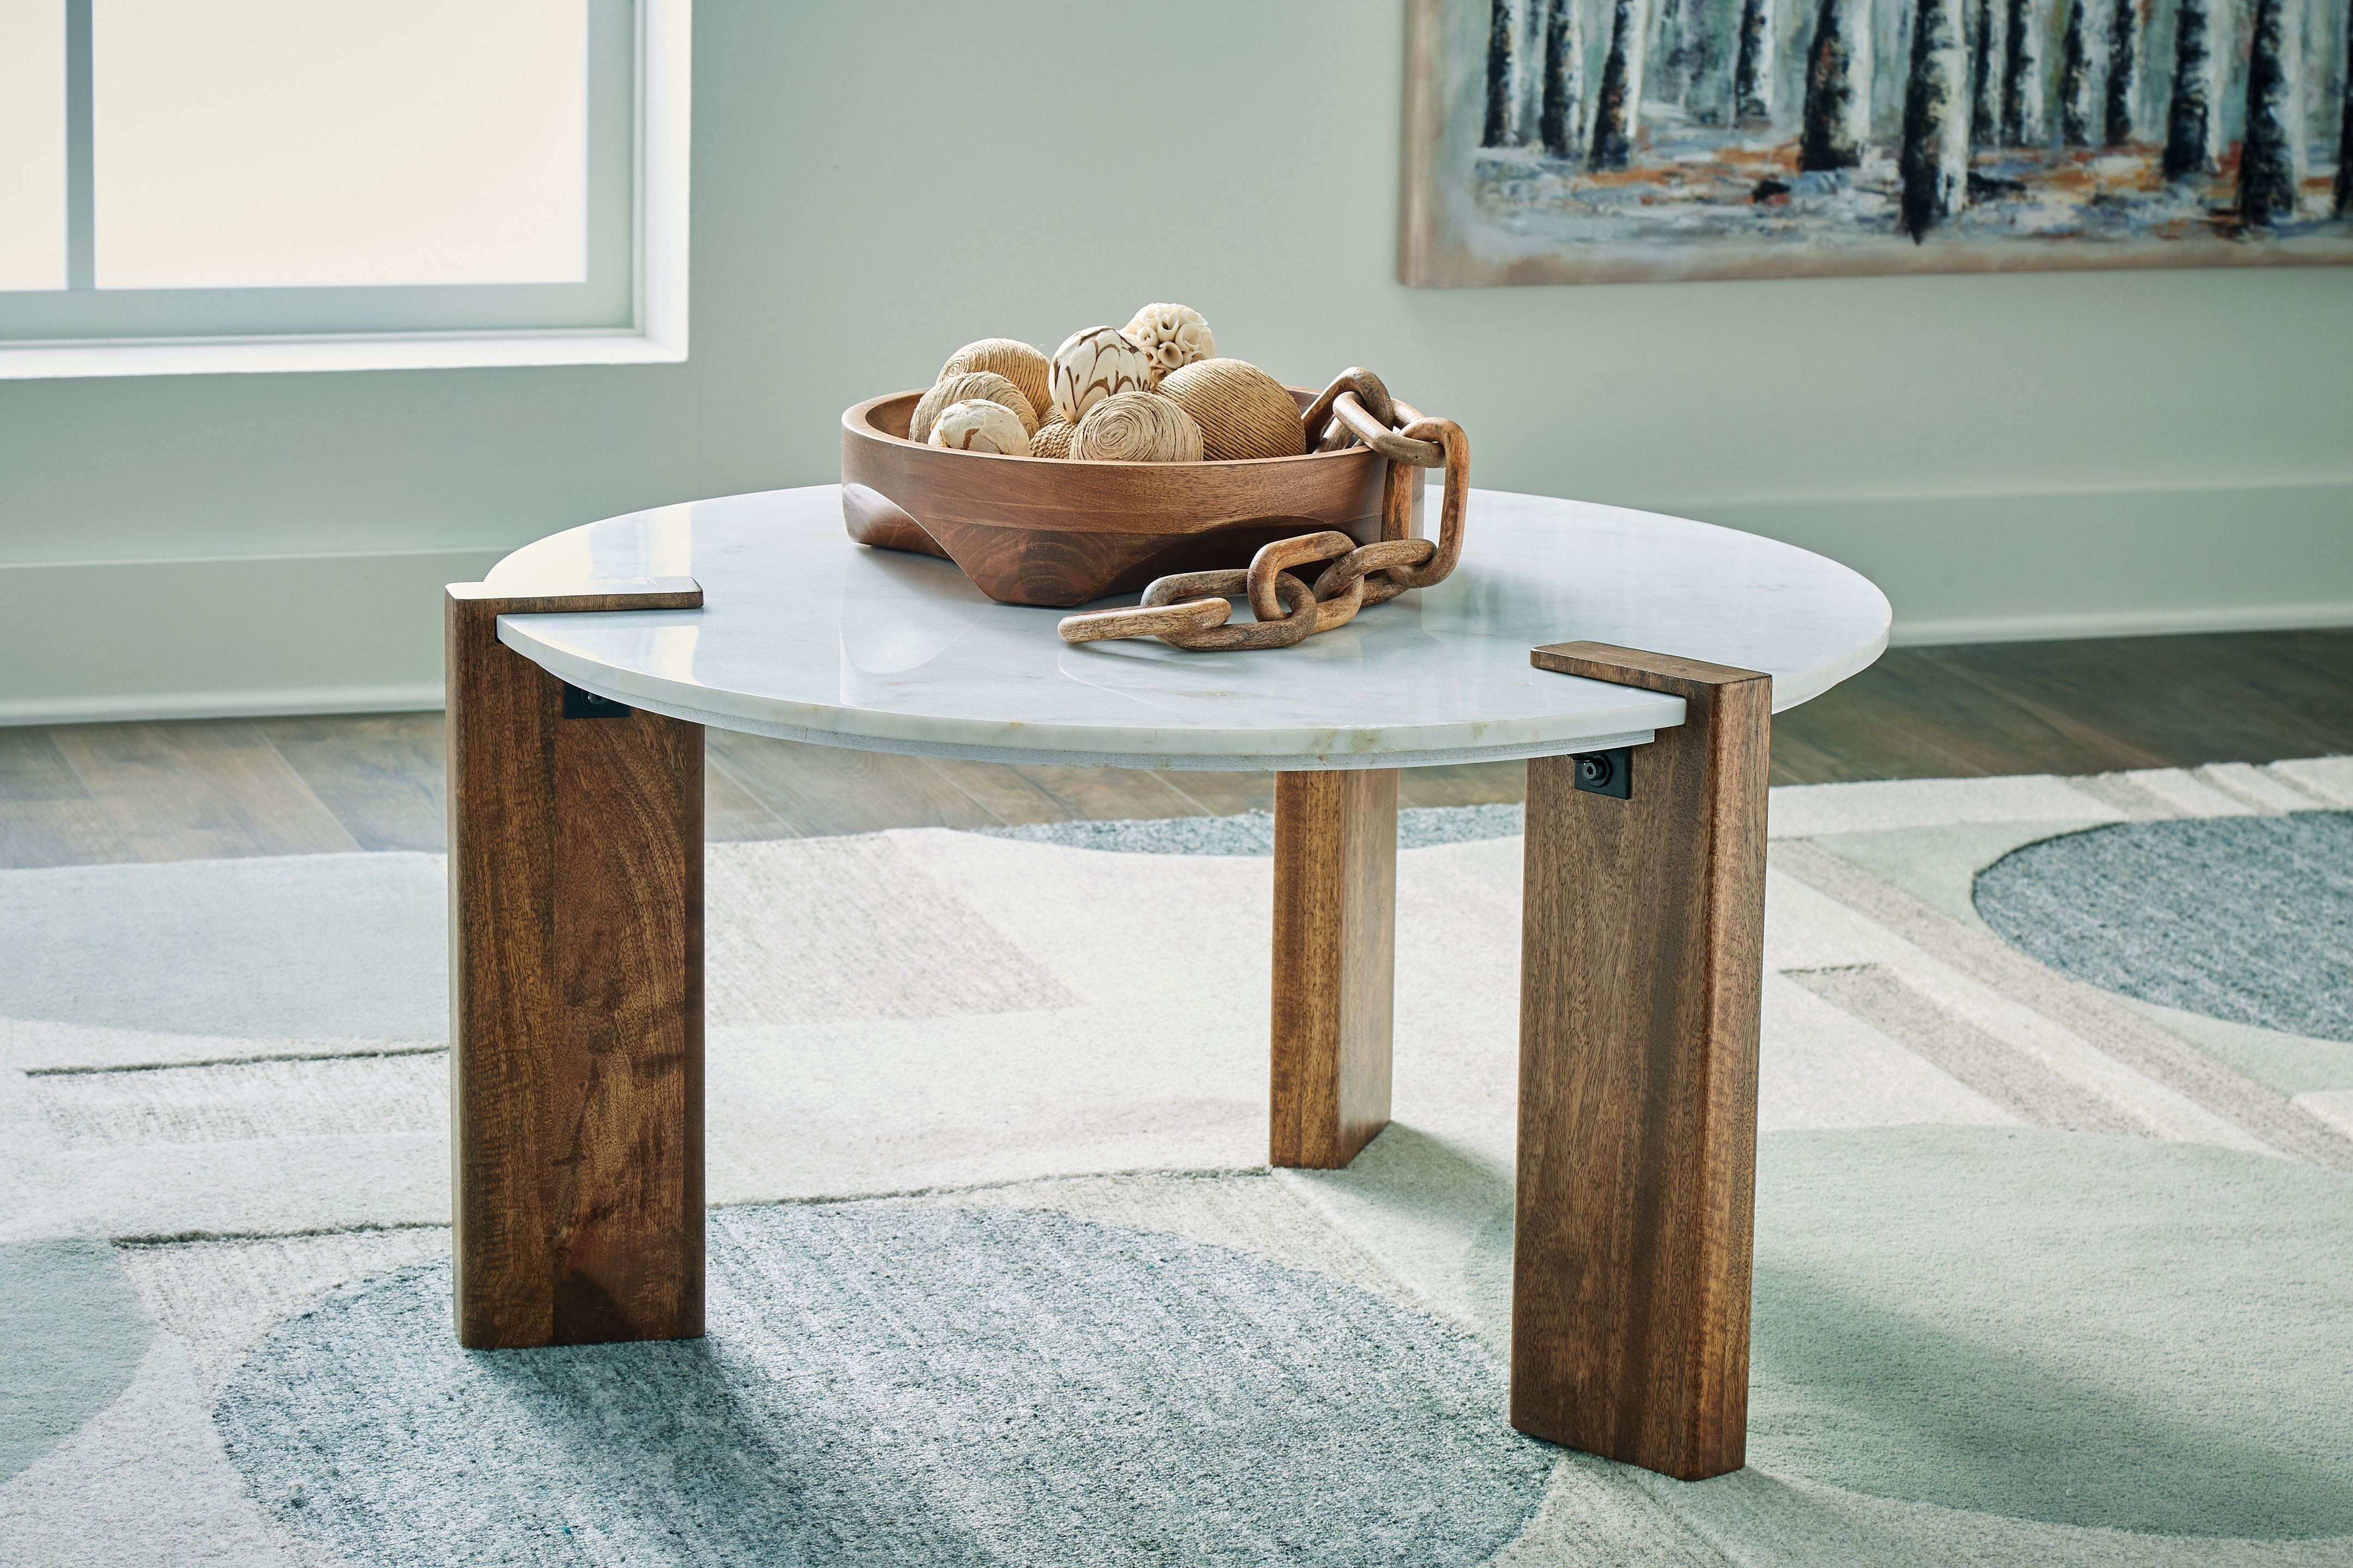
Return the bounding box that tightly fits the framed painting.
[1400,0,2353,281]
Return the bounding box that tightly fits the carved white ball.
[1049,326,1154,426]
[1122,303,1215,379]
[910,370,1037,445]
[926,399,1031,455]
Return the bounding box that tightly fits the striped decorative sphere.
[1068,391,1205,463]
[938,339,1052,427]
[1153,358,1305,462]
[1029,422,1079,458]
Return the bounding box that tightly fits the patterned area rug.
[1976,812,2353,1042]
[4,756,2352,1566]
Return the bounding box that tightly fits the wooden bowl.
[840,387,1415,608]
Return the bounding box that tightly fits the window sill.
[0,328,687,381]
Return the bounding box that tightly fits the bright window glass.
[93,0,588,290]
[0,0,68,291]
[0,0,650,352]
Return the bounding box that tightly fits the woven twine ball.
[926,399,1031,455]
[1049,326,1154,426]
[910,371,1037,445]
[1154,358,1306,461]
[938,338,1052,425]
[1122,303,1215,381]
[1029,421,1079,458]
[1068,391,1205,463]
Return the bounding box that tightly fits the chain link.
[1059,372,1469,652]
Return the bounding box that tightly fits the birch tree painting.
[1407,0,2353,281]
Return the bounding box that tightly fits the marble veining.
[487,485,1890,770]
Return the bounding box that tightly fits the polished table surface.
[488,483,1892,770]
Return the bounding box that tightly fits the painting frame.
[1400,0,2353,284]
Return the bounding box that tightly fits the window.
[0,0,687,376]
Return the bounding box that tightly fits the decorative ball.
[1154,358,1306,461]
[1122,303,1215,380]
[1069,391,1205,463]
[910,371,1037,445]
[926,399,1031,455]
[939,338,1052,425]
[1029,421,1079,458]
[1049,326,1154,426]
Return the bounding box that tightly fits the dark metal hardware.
[1570,747,1631,799]
[563,683,633,719]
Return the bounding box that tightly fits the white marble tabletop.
[486,484,1890,771]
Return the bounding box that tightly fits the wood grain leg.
[1513,641,1771,1480]
[447,583,705,1349]
[1269,768,1397,1168]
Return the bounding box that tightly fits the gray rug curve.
[1747,1124,2353,1539]
[215,1205,1556,1567]
[1972,811,2353,1042]
[982,803,1524,856]
[1,1238,152,1482]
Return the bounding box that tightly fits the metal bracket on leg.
[1569,746,1631,799]
[563,682,635,720]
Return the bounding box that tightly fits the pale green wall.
[2,0,2348,718]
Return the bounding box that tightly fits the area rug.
[3,756,2351,1566]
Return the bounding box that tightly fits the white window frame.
[0,0,688,379]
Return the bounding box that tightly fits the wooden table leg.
[1513,641,1771,1480]
[446,581,706,1349]
[1269,768,1398,1169]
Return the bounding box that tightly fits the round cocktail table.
[445,482,1889,1480]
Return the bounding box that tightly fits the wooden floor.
[2,628,2348,869]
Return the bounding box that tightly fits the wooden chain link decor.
[1058,369,1469,652]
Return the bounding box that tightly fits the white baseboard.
[0,683,447,726]
[1689,475,2353,654]
[3,481,2349,727]
[0,549,500,727]
[1893,599,2353,647]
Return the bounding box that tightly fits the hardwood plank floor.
[1768,630,2353,784]
[46,720,360,863]
[1,628,2347,867]
[702,754,792,843]
[924,758,1209,826]
[254,713,447,853]
[1399,761,1529,808]
[1152,770,1276,816]
[0,728,137,868]
[705,734,1005,836]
